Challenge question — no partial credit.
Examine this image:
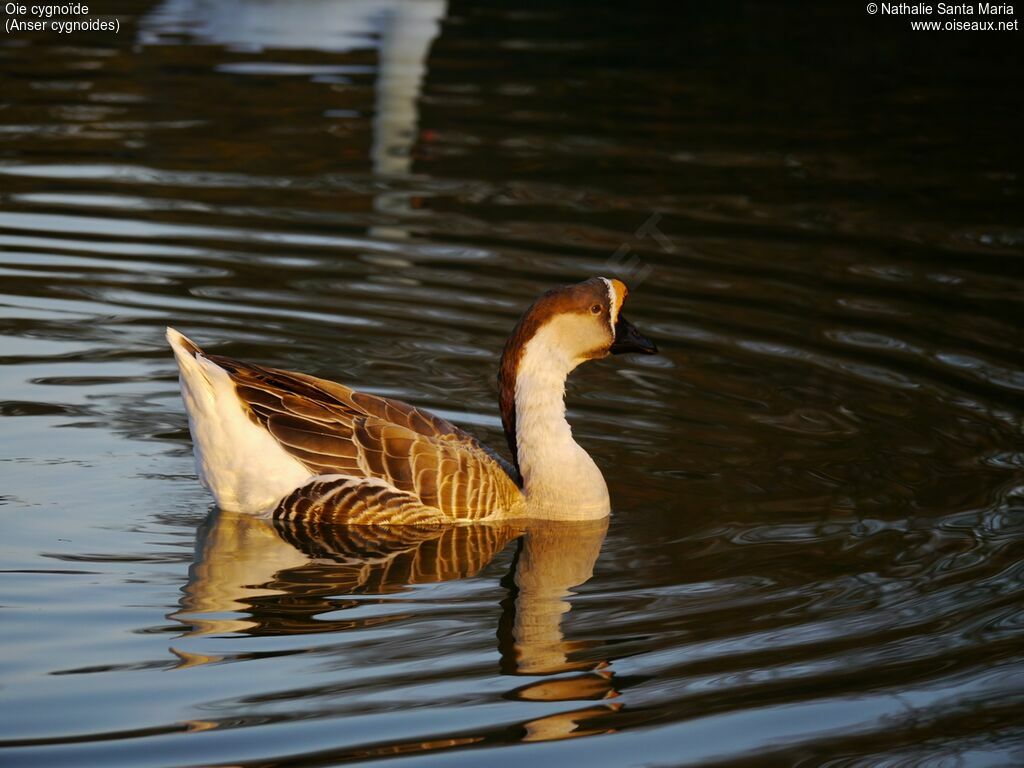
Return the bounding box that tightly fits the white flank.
[166,328,311,514]
[514,316,611,519]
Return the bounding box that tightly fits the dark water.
[2,2,1023,765]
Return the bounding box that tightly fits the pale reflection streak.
[499,519,621,741]
[139,0,448,240]
[173,511,617,744]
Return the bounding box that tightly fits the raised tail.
[166,327,204,360]
[166,328,310,514]
[167,327,214,409]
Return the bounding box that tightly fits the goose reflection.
[174,511,618,741]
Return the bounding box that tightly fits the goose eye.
[590,303,602,314]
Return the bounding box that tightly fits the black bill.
[610,314,658,355]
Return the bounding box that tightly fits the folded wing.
[209,354,523,522]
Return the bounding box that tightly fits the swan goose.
[167,276,656,523]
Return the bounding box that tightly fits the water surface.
[1,2,1023,766]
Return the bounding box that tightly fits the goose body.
[168,277,656,523]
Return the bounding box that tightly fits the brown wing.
[273,476,444,525]
[208,354,523,522]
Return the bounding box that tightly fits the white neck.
[513,324,610,520]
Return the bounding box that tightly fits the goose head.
[498,277,657,485]
[501,277,657,373]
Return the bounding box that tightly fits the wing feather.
[274,476,445,525]
[210,355,522,521]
